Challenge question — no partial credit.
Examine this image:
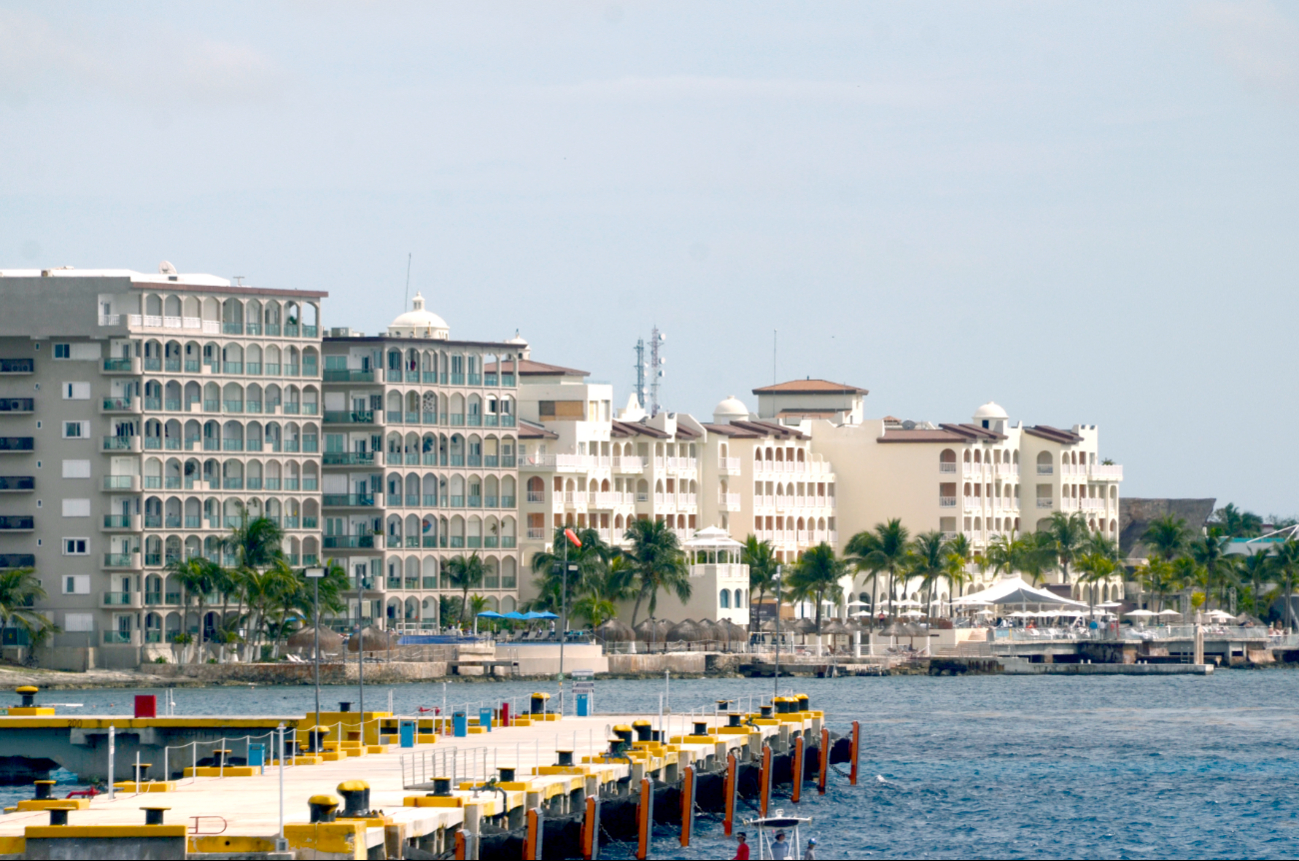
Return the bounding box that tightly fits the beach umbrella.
[790,617,818,635]
[667,619,705,642]
[595,618,635,643]
[821,619,852,636]
[1124,609,1156,618]
[476,611,504,619]
[347,625,394,653]
[1156,609,1182,617]
[287,626,344,653]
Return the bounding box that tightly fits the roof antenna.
[403,253,412,312]
[773,329,777,385]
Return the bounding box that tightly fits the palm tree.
[445,555,486,625]
[240,562,298,661]
[528,527,613,614]
[169,556,218,663]
[846,519,910,618]
[907,532,952,617]
[1272,540,1299,630]
[1189,532,1232,609]
[1076,551,1118,617]
[224,512,286,660]
[1142,515,1189,562]
[1135,558,1177,612]
[982,534,1017,578]
[741,536,779,636]
[622,518,690,627]
[786,543,846,632]
[1045,512,1089,584]
[0,567,53,645]
[1238,551,1274,618]
[1011,532,1057,587]
[1212,503,1264,539]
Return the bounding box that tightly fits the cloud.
[1195,0,1299,103]
[0,9,283,107]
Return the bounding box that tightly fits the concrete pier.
[0,704,832,859]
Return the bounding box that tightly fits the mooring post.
[850,720,861,786]
[680,765,696,847]
[636,776,653,860]
[818,726,830,795]
[791,735,804,803]
[724,751,738,835]
[107,725,116,800]
[760,743,772,816]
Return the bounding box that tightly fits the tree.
[224,513,287,662]
[1076,551,1119,616]
[982,534,1017,578]
[571,556,633,629]
[845,519,910,618]
[445,555,486,625]
[1142,515,1189,562]
[239,562,297,661]
[1011,532,1058,587]
[1211,503,1264,539]
[1272,540,1299,630]
[1135,558,1177,612]
[1238,551,1275,618]
[169,556,219,663]
[0,567,53,646]
[786,543,846,632]
[741,536,779,636]
[622,518,690,627]
[1189,533,1232,610]
[907,532,952,618]
[528,527,613,613]
[1045,512,1089,584]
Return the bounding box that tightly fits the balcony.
[323,452,376,466]
[101,591,140,608]
[322,535,376,549]
[103,475,140,491]
[939,462,957,473]
[1036,498,1053,509]
[322,494,377,507]
[1036,465,1054,475]
[103,630,138,646]
[0,398,34,414]
[0,438,35,454]
[102,515,138,531]
[717,457,741,474]
[1089,464,1123,480]
[0,477,35,492]
[323,411,375,424]
[323,369,374,382]
[102,357,141,374]
[718,492,741,510]
[0,515,33,532]
[102,436,140,452]
[103,552,142,569]
[939,496,957,508]
[101,396,138,414]
[0,359,34,374]
[0,554,35,568]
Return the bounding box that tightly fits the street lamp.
[558,529,582,716]
[305,567,325,733]
[773,564,782,701]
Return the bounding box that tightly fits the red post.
[818,726,830,795]
[791,735,804,803]
[759,744,772,817]
[849,720,860,786]
[134,695,156,719]
[501,701,511,728]
[723,751,738,836]
[454,830,466,860]
[636,777,653,860]
[581,796,599,860]
[680,765,695,846]
[525,808,541,860]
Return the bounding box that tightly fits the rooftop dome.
[505,329,528,346]
[388,293,449,340]
[973,401,1008,421]
[713,395,750,424]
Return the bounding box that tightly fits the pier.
[0,690,856,859]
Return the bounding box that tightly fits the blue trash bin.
[399,720,416,748]
[479,708,494,732]
[248,743,266,773]
[576,694,590,717]
[453,712,467,737]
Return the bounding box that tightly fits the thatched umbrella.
[667,619,705,643]
[634,618,671,650]
[821,619,852,636]
[790,617,818,636]
[695,619,721,645]
[347,626,395,653]
[287,626,344,656]
[595,618,635,643]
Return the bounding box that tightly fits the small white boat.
[743,809,813,859]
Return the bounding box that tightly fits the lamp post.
[773,565,782,701]
[305,567,325,733]
[558,529,581,716]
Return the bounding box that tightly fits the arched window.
[719,590,730,609]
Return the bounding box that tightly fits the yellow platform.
[110,781,176,793]
[6,707,55,716]
[14,799,90,812]
[183,766,258,778]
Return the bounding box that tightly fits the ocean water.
[7,672,1299,859]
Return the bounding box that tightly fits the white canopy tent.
[951,576,1089,610]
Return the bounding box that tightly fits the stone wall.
[605,653,707,675]
[149,661,449,685]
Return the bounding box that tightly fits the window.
[64,611,94,629]
[62,421,88,439]
[63,382,90,400]
[63,538,89,555]
[53,344,71,359]
[62,460,91,479]
[62,499,90,517]
[62,576,90,595]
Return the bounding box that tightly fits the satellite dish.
[158,261,177,275]
[902,420,917,430]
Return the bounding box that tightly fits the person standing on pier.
[771,831,790,859]
[805,837,818,859]
[733,832,751,860]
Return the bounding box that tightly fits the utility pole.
[650,327,665,416]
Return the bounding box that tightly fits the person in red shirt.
[733,832,751,860]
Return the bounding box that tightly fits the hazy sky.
[3,2,1298,515]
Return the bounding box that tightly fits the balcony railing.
[1036,498,1053,508]
[322,535,376,549]
[322,494,376,507]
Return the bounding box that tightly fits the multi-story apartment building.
[320,294,523,631]
[698,395,838,564]
[0,265,324,668]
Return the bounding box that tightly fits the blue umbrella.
[501,611,528,621]
[524,611,558,620]
[476,611,504,619]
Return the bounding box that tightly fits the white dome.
[973,401,1009,421]
[713,395,750,424]
[505,329,528,345]
[388,293,449,339]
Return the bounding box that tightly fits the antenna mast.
[650,325,666,417]
[633,338,647,411]
[403,253,412,311]
[773,329,777,385]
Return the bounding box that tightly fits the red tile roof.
[752,378,868,396]
[1025,425,1084,444]
[484,358,588,377]
[517,419,559,440]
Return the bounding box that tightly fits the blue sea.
[7,672,1299,858]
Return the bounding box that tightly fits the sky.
[2,1,1298,515]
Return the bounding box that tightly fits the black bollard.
[309,795,340,823]
[337,780,371,817]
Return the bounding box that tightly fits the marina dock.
[0,691,855,859]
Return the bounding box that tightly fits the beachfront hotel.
[320,295,524,632]
[0,265,325,669]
